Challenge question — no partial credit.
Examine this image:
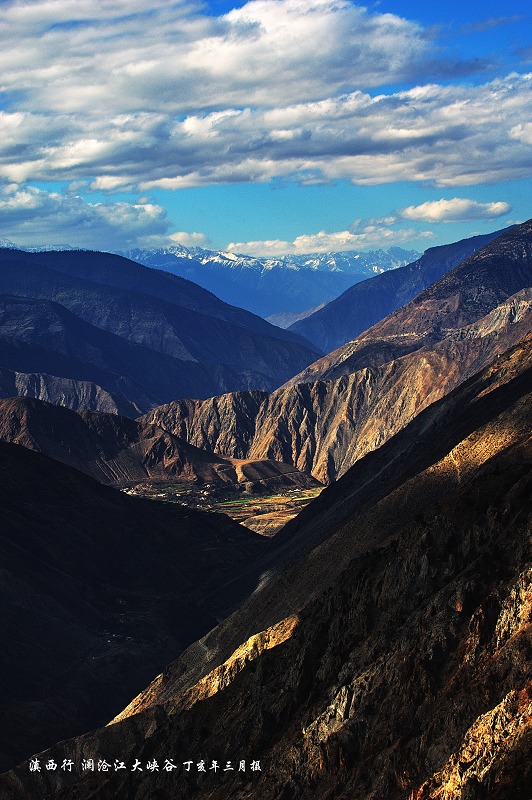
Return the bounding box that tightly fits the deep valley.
[0,221,530,800]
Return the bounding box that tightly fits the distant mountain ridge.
[0,248,321,412]
[117,244,420,317]
[120,243,420,273]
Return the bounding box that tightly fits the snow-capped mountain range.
[117,245,421,317]
[0,238,75,252]
[119,244,420,275]
[0,236,421,319]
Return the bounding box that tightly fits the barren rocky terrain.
[2,333,529,800]
[144,221,532,484]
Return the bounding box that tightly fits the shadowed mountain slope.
[0,396,319,491]
[0,442,269,773]
[144,221,532,483]
[0,249,320,409]
[289,228,505,352]
[2,332,530,800]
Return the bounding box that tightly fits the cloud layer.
[0,1,529,250]
[0,0,530,192]
[0,184,170,249]
[1,0,431,116]
[228,224,433,256]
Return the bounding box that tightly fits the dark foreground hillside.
[2,336,530,800]
[0,444,267,772]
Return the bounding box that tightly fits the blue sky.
[0,0,530,255]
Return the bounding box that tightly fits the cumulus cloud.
[227,222,432,256]
[509,122,532,145]
[0,184,171,249]
[1,0,527,193]
[0,1,530,251]
[400,198,512,222]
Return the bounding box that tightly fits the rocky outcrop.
[2,334,530,800]
[143,390,268,460]
[0,368,125,413]
[289,228,505,352]
[0,397,319,491]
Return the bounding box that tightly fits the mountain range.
[0,220,530,799]
[117,244,420,317]
[0,396,319,492]
[142,220,532,483]
[2,307,529,800]
[0,248,320,413]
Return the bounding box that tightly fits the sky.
[0,0,530,255]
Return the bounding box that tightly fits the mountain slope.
[0,249,321,407]
[289,228,505,351]
[289,220,531,386]
[3,333,530,800]
[0,442,268,773]
[118,245,420,317]
[0,396,319,491]
[0,293,300,415]
[143,221,532,483]
[0,367,124,414]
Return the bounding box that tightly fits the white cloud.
[0,185,170,249]
[227,222,432,256]
[400,198,512,222]
[167,231,211,247]
[0,72,530,192]
[0,0,530,249]
[0,0,431,117]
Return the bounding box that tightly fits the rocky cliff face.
[145,291,532,484]
[144,221,532,484]
[0,397,318,491]
[0,368,125,413]
[2,336,530,800]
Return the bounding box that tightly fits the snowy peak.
[119,244,420,275]
[115,244,422,317]
[0,238,76,252]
